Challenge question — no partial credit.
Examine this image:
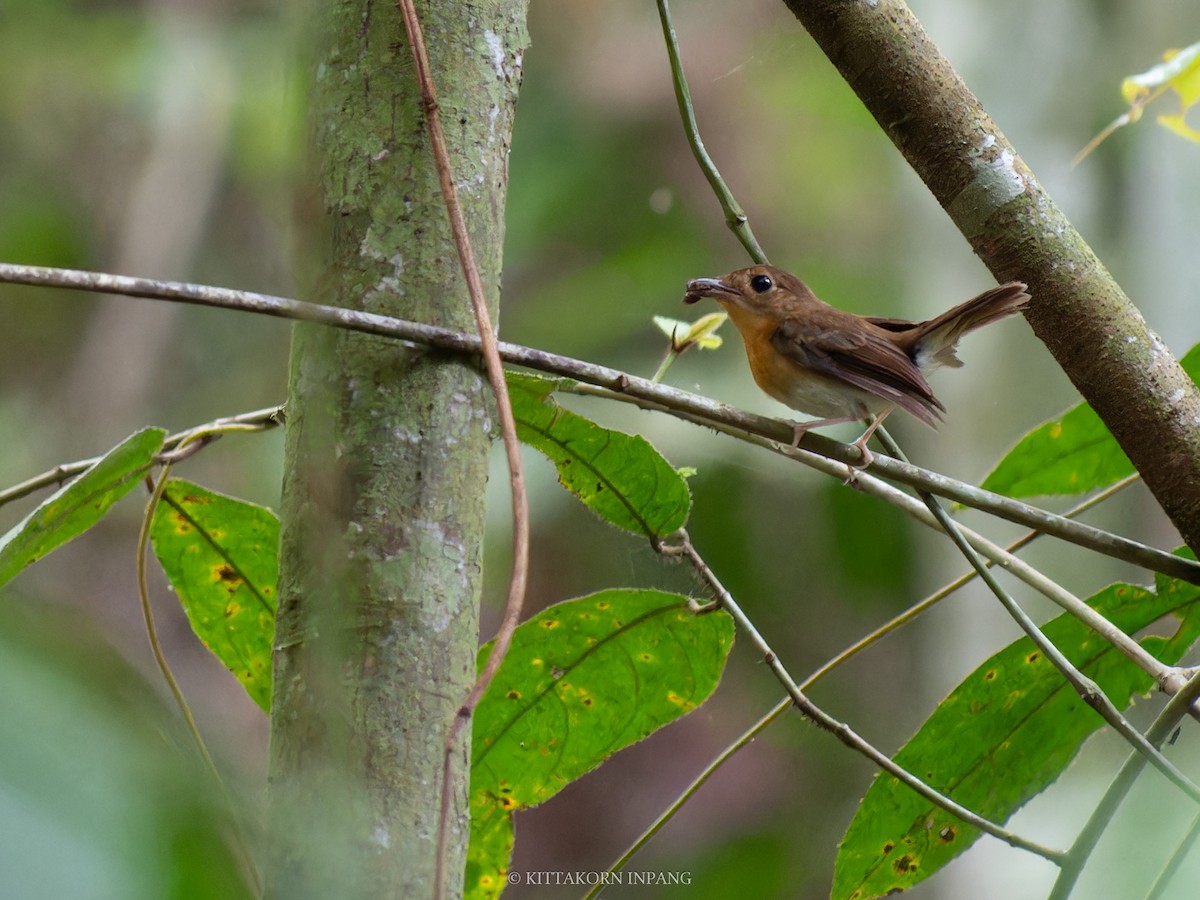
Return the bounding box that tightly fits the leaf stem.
[136,436,263,894]
[138,460,218,777]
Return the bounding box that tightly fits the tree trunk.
[783,0,1200,554]
[266,2,528,897]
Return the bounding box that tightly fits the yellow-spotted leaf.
[150,479,277,711]
[0,428,166,589]
[466,590,733,890]
[980,401,1132,497]
[982,343,1200,497]
[508,373,691,538]
[463,804,514,900]
[834,562,1200,899]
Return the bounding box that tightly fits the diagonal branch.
[670,531,1065,863]
[874,428,1200,803]
[779,0,1200,556]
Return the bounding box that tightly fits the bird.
[683,264,1031,466]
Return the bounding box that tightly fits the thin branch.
[586,696,793,898]
[389,3,530,899]
[0,405,284,509]
[803,473,1145,691]
[656,0,767,263]
[1050,670,1200,900]
[668,530,1064,862]
[2,262,1196,588]
[874,426,1200,803]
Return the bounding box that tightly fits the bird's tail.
[910,282,1031,370]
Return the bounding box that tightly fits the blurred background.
[1,0,1198,897]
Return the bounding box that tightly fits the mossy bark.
[266,2,528,897]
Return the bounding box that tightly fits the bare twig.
[0,405,283,509]
[670,530,1064,862]
[802,473,1145,689]
[874,426,1200,802]
[389,3,529,898]
[1050,670,1200,900]
[655,393,1194,696]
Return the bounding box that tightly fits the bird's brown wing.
[861,315,920,334]
[771,318,945,426]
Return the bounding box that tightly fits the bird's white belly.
[769,374,888,421]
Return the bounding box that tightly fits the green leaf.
[0,601,255,899]
[463,805,514,900]
[1075,41,1200,163]
[833,569,1200,899]
[979,401,1132,497]
[653,311,729,350]
[1123,41,1200,143]
[507,372,691,537]
[0,427,167,589]
[982,343,1200,497]
[150,479,278,712]
[465,590,734,889]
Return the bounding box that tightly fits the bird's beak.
[684,277,737,305]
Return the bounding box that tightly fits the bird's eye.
[750,274,773,294]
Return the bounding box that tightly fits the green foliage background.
[1,1,1199,898]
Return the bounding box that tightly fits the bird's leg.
[846,407,894,473]
[787,415,859,449]
[785,410,892,484]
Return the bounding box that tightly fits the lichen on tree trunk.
[266,1,529,897]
